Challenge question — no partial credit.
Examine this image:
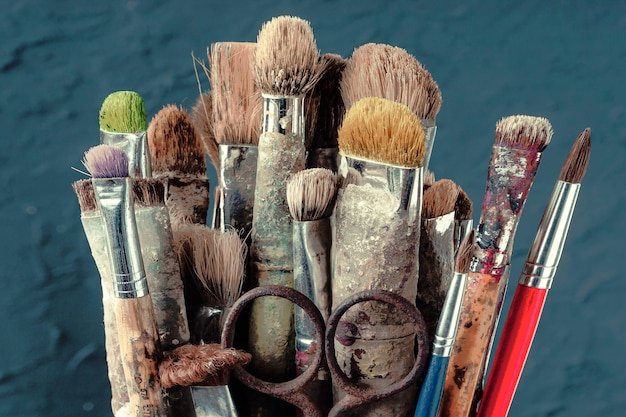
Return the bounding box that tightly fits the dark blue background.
[1,1,624,416]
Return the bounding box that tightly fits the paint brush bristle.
[190,92,220,171]
[424,169,436,188]
[287,168,339,221]
[495,115,554,151]
[147,104,206,175]
[254,15,324,96]
[455,186,473,222]
[83,144,129,178]
[559,128,591,184]
[72,179,97,212]
[455,230,475,274]
[337,97,426,167]
[210,42,262,146]
[99,91,147,133]
[421,179,459,219]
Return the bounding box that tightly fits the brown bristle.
[337,97,426,167]
[190,92,220,172]
[559,128,591,184]
[340,43,442,120]
[455,230,475,274]
[72,179,97,212]
[455,186,474,221]
[305,53,347,149]
[254,15,325,96]
[159,344,251,388]
[210,42,262,146]
[133,178,166,207]
[495,115,553,151]
[424,169,436,187]
[421,179,459,219]
[173,224,246,308]
[287,168,339,221]
[147,104,206,175]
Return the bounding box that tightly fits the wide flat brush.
[248,15,325,387]
[148,104,210,226]
[477,128,591,417]
[332,96,426,417]
[414,231,475,417]
[438,115,553,417]
[83,145,166,417]
[99,90,151,177]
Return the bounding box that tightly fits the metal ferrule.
[432,271,468,357]
[421,118,437,172]
[293,218,332,351]
[340,155,423,223]
[218,144,258,234]
[92,177,149,298]
[191,385,239,417]
[100,129,151,178]
[261,94,305,139]
[519,181,580,289]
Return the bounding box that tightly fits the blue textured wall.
[1,1,624,416]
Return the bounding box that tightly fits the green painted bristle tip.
[99,91,147,133]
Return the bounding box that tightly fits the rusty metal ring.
[325,289,429,402]
[220,285,326,401]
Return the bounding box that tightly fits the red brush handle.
[476,284,547,417]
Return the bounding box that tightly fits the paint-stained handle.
[115,297,166,417]
[414,355,449,417]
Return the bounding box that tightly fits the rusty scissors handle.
[221,286,429,417]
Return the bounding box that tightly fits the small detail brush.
[414,231,475,417]
[453,186,474,258]
[84,144,166,417]
[148,104,210,226]
[439,115,553,417]
[477,128,591,417]
[99,90,151,177]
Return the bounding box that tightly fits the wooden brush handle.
[115,296,166,417]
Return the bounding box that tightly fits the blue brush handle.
[414,354,449,417]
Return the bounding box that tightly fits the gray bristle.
[83,144,129,178]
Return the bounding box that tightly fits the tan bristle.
[559,128,591,184]
[495,115,554,151]
[305,53,347,149]
[173,224,246,308]
[340,43,442,120]
[254,15,324,96]
[337,97,426,167]
[190,92,220,172]
[133,178,166,207]
[424,169,436,187]
[455,230,475,274]
[148,104,206,175]
[455,187,473,221]
[422,179,459,219]
[72,179,97,212]
[210,42,262,146]
[287,168,339,221]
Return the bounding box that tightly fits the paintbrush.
[99,90,151,177]
[148,104,210,227]
[173,224,247,417]
[286,168,339,413]
[248,15,325,387]
[438,115,553,417]
[414,231,475,417]
[340,43,442,170]
[190,91,219,174]
[332,96,426,416]
[83,144,166,417]
[454,186,474,257]
[477,128,591,417]
[305,53,347,171]
[417,179,460,343]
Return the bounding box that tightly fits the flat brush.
[477,128,591,417]
[83,145,166,417]
[439,115,553,417]
[148,104,210,226]
[99,90,151,177]
[248,15,325,387]
[414,231,475,417]
[332,96,426,417]
[417,179,460,343]
[287,168,339,413]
